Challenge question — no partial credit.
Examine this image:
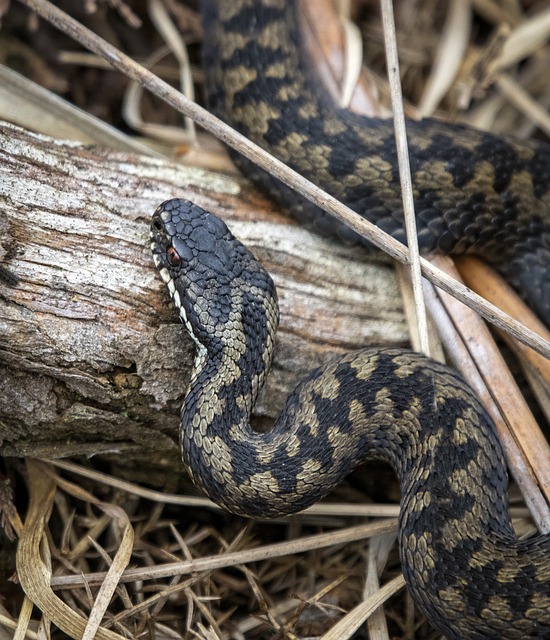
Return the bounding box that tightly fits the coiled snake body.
[152,198,549,640]
[151,2,550,638]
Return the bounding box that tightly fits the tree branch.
[0,122,407,459]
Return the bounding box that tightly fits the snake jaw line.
[158,267,171,285]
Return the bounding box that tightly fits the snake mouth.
[150,235,165,273]
[150,209,170,267]
[150,213,181,308]
[150,206,208,359]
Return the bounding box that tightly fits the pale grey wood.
[0,122,407,460]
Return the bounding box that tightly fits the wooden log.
[0,121,407,463]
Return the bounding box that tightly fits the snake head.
[150,198,278,357]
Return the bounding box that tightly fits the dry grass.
[1,0,549,638]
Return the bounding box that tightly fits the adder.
[151,1,550,638]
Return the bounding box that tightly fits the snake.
[150,1,550,638]
[199,0,550,328]
[151,199,549,640]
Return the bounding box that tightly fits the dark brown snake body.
[152,2,550,638]
[201,0,550,327]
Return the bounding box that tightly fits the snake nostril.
[152,216,164,232]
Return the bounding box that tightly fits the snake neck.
[201,0,550,327]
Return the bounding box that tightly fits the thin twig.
[49,519,398,590]
[15,0,550,359]
[320,575,405,640]
[495,74,550,138]
[380,0,429,356]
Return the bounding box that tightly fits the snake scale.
[151,1,550,638]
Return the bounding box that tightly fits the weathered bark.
[0,121,407,462]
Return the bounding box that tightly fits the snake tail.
[151,198,550,640]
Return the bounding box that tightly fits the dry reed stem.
[46,457,533,521]
[417,0,471,116]
[12,598,35,640]
[49,518,398,590]
[456,256,550,390]
[365,534,397,640]
[380,0,430,356]
[0,611,38,640]
[320,575,406,640]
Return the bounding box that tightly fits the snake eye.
[167,246,182,267]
